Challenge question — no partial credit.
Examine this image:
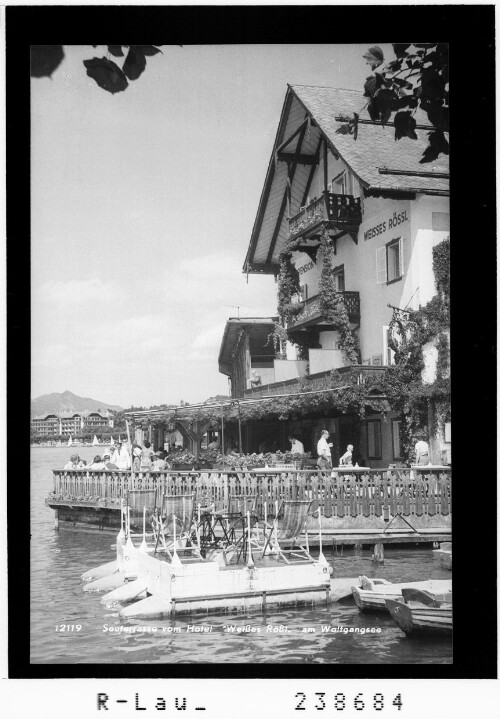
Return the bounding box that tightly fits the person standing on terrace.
[111,441,131,470]
[317,430,332,470]
[140,440,155,469]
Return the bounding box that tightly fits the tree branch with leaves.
[31,45,168,94]
[337,43,449,164]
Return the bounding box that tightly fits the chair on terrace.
[152,493,202,561]
[260,499,313,564]
[126,489,158,547]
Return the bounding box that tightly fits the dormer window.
[330,170,349,195]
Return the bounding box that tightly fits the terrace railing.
[49,468,451,521]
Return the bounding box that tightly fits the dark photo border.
[8,3,497,680]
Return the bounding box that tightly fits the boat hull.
[83,541,332,620]
[352,577,452,613]
[433,549,452,570]
[385,598,452,636]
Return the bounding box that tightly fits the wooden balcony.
[288,191,362,242]
[287,291,360,330]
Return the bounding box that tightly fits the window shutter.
[399,237,404,276]
[376,247,387,284]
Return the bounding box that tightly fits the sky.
[31,43,395,408]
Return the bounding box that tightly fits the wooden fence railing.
[50,468,451,519]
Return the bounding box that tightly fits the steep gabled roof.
[292,85,448,193]
[218,317,277,376]
[244,84,449,273]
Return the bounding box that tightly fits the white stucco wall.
[289,189,450,365]
[309,349,345,374]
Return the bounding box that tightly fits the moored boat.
[433,541,452,570]
[352,575,452,613]
[82,497,333,620]
[385,588,452,636]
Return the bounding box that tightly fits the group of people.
[316,430,355,469]
[63,440,172,472]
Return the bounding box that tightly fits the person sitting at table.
[102,453,118,470]
[415,436,430,465]
[151,453,166,470]
[88,455,106,470]
[339,444,354,466]
[288,434,304,455]
[63,454,79,470]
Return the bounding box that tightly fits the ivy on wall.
[270,250,302,358]
[385,235,450,460]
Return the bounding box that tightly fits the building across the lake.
[217,84,450,467]
[31,410,115,436]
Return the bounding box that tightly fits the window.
[367,420,382,459]
[376,238,404,284]
[330,170,350,195]
[332,264,345,292]
[386,238,403,282]
[392,420,402,460]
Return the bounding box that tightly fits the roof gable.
[244,84,449,273]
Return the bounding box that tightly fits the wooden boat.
[433,541,452,570]
[352,575,452,612]
[386,588,452,636]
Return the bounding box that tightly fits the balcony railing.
[288,191,362,241]
[287,291,360,330]
[243,365,387,398]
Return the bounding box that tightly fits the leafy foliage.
[31,45,65,78]
[338,43,449,162]
[31,45,164,94]
[270,251,302,357]
[384,237,450,460]
[83,57,129,94]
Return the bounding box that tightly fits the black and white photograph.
[4,3,498,715]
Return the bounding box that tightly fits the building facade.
[31,410,115,436]
[218,85,450,467]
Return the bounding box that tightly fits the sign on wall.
[363,208,409,241]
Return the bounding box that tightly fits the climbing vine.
[318,229,359,364]
[270,251,302,358]
[384,236,450,460]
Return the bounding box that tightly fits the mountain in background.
[31,390,124,417]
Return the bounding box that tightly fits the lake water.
[31,447,452,665]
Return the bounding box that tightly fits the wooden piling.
[372,542,384,563]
